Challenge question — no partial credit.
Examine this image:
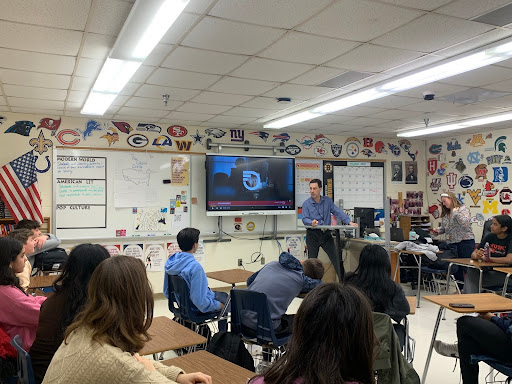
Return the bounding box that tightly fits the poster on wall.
[166,241,205,265]
[391,161,403,184]
[171,157,190,186]
[123,244,144,262]
[144,243,166,271]
[103,244,121,256]
[405,161,418,184]
[134,207,167,231]
[286,235,303,260]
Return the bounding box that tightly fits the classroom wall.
[0,112,426,292]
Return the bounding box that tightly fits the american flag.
[0,151,43,224]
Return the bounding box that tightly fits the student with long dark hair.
[30,244,110,383]
[0,237,46,351]
[42,256,211,384]
[249,283,375,384]
[345,244,409,348]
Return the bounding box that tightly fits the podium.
[303,225,359,280]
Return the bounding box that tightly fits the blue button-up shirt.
[302,196,351,226]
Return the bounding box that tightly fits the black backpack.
[34,248,68,271]
[206,332,255,372]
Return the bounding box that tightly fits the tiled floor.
[153,288,507,383]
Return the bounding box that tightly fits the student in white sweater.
[42,256,211,384]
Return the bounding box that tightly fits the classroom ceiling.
[3,0,512,138]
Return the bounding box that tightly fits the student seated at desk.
[14,219,61,267]
[242,253,324,338]
[43,256,211,384]
[345,244,409,349]
[163,228,228,327]
[464,215,512,294]
[30,244,110,384]
[0,237,46,351]
[7,229,36,291]
[249,283,375,384]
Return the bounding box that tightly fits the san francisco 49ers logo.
[167,125,188,137]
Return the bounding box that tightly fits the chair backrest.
[470,354,512,377]
[167,274,218,323]
[230,289,290,347]
[481,219,493,243]
[10,335,35,384]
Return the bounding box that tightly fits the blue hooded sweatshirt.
[163,251,221,313]
[244,252,322,329]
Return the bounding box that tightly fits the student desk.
[444,258,511,294]
[421,294,512,383]
[406,296,416,315]
[139,316,207,356]
[206,268,254,288]
[163,350,254,384]
[28,274,59,289]
[494,267,512,296]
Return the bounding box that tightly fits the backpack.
[206,332,255,372]
[33,248,68,272]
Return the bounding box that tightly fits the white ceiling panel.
[440,65,512,87]
[8,98,65,110]
[395,83,470,99]
[116,107,168,118]
[190,91,254,106]
[1,0,91,29]
[209,0,332,29]
[3,85,67,101]
[372,14,494,53]
[207,115,257,124]
[347,116,392,126]
[289,67,347,86]
[87,0,133,36]
[263,84,335,100]
[327,44,424,73]
[231,58,313,82]
[434,29,512,58]
[124,96,182,110]
[240,97,303,110]
[75,58,104,78]
[160,13,200,45]
[111,113,159,122]
[165,111,216,121]
[333,105,387,117]
[209,77,279,96]
[67,91,89,103]
[65,102,83,111]
[199,122,240,128]
[12,107,64,115]
[119,82,141,96]
[143,43,174,67]
[368,109,425,120]
[222,107,277,118]
[435,0,512,20]
[0,21,83,56]
[182,17,285,55]
[111,95,130,106]
[147,68,221,89]
[185,0,214,14]
[130,66,156,83]
[0,48,75,75]
[71,76,95,92]
[177,102,232,114]
[81,33,116,60]
[135,84,201,101]
[297,0,423,42]
[0,69,70,89]
[374,0,452,11]
[361,95,418,109]
[259,32,361,65]
[313,114,356,124]
[162,47,248,75]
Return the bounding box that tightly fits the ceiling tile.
[160,13,199,45]
[440,65,512,87]
[0,21,82,55]
[209,77,279,96]
[374,0,452,11]
[290,67,347,86]
[207,115,256,124]
[1,0,91,29]
[71,77,95,91]
[111,95,130,106]
[372,14,494,53]
[347,116,392,126]
[3,85,67,101]
[240,96,303,110]
[199,122,241,128]
[147,68,221,89]
[119,82,141,96]
[124,96,182,110]
[81,33,116,59]
[0,69,70,89]
[111,113,159,122]
[12,107,64,115]
[162,47,248,75]
[88,0,133,36]
[190,91,254,106]
[135,84,201,101]
[231,58,313,82]
[381,54,445,77]
[165,111,215,121]
[0,48,75,75]
[327,44,424,73]
[313,114,356,124]
[67,90,88,103]
[368,109,423,119]
[130,66,156,83]
[117,106,168,118]
[143,43,174,66]
[435,0,512,19]
[8,97,65,110]
[395,82,469,99]
[361,95,420,109]
[184,0,214,14]
[182,17,285,55]
[259,32,361,65]
[75,58,104,78]
[297,0,423,42]
[332,105,387,117]
[177,102,232,114]
[222,107,276,118]
[263,84,335,100]
[434,29,512,58]
[64,102,83,111]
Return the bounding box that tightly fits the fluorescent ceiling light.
[265,38,512,129]
[397,111,512,137]
[82,0,189,116]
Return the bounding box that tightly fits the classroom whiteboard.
[54,148,191,239]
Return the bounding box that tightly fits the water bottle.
[483,242,490,262]
[409,230,417,241]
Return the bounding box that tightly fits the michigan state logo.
[331,144,342,157]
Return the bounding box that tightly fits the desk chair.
[230,289,290,367]
[10,335,34,384]
[470,354,512,383]
[167,274,225,354]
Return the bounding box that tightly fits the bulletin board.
[53,147,191,239]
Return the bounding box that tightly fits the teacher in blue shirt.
[302,179,357,280]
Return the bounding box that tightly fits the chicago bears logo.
[285,144,301,156]
[167,125,188,137]
[56,129,80,146]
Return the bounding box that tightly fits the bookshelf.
[399,215,430,240]
[0,217,51,236]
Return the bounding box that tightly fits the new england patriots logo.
[250,131,269,142]
[272,133,290,143]
[205,128,226,138]
[5,121,35,136]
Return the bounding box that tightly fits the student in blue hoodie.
[242,253,324,338]
[163,228,228,324]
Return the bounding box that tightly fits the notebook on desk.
[390,228,404,242]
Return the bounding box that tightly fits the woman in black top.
[346,244,409,347]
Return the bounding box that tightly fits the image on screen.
[206,154,295,215]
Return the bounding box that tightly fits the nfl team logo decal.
[331,144,342,157]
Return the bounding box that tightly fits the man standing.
[302,179,357,280]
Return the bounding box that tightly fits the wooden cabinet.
[399,215,430,240]
[0,217,51,236]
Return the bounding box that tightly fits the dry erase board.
[53,148,191,239]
